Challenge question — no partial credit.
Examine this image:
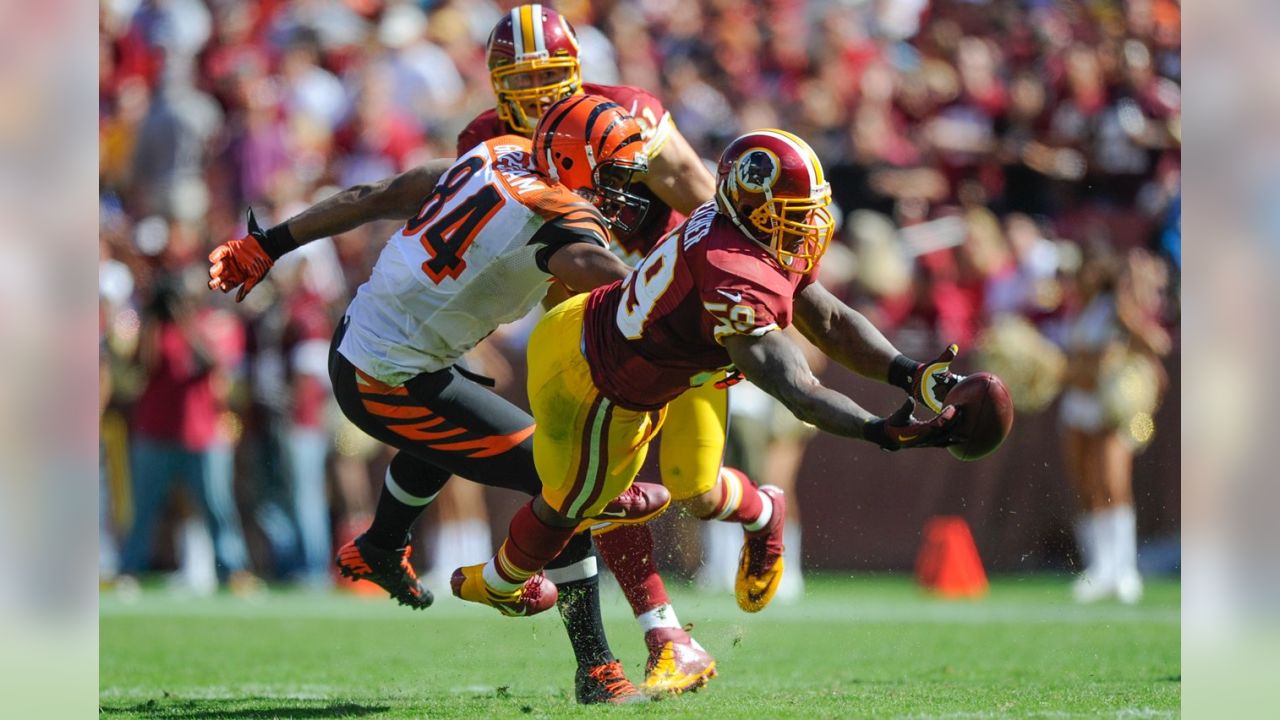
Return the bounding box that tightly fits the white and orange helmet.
[486,4,582,134]
[715,130,835,274]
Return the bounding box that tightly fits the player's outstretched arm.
[209,159,453,301]
[643,126,716,215]
[543,242,632,294]
[723,330,955,450]
[285,159,454,242]
[793,282,964,412]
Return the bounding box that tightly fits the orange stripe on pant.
[361,399,433,420]
[430,425,535,458]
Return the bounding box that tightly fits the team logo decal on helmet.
[737,149,780,192]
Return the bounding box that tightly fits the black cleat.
[575,660,648,705]
[335,533,433,609]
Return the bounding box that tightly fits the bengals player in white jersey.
[208,96,665,704]
[454,130,966,631]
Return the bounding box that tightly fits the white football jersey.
[338,137,610,385]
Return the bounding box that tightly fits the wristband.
[259,223,298,261]
[887,354,921,393]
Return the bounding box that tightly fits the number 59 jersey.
[582,201,816,411]
[339,137,611,385]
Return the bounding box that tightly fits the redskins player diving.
[453,130,966,631]
[457,4,777,695]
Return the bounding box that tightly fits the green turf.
[100,575,1179,719]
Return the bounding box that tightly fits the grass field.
[100,575,1179,719]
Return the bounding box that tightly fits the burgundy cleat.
[735,485,786,613]
[450,563,558,617]
[577,482,671,532]
[642,627,717,695]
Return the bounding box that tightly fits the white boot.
[1072,511,1117,603]
[696,518,740,594]
[1111,505,1143,604]
[774,522,804,603]
[427,519,492,594]
[171,517,217,596]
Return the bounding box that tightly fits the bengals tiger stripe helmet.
[487,4,582,134]
[715,129,835,274]
[532,94,650,233]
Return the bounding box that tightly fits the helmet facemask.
[578,157,650,234]
[747,185,835,274]
[491,57,581,134]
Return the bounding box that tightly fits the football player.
[453,129,964,621]
[458,4,752,693]
[208,96,664,704]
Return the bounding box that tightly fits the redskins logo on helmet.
[716,129,834,274]
[486,4,582,135]
[736,149,780,192]
[532,95,651,233]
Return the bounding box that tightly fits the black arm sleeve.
[530,206,611,273]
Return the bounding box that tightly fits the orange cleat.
[335,534,432,609]
[450,563,558,617]
[575,660,649,705]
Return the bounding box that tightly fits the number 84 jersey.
[582,201,816,411]
[340,137,611,385]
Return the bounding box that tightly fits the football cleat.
[642,627,717,695]
[576,481,672,533]
[335,534,433,609]
[575,660,648,705]
[735,485,786,613]
[450,563,558,617]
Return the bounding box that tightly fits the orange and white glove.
[208,209,293,302]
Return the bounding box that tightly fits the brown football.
[944,372,1014,461]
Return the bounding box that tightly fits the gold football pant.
[528,294,666,517]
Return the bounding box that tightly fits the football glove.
[208,208,284,302]
[863,398,959,452]
[898,344,966,414]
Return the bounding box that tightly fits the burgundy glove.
[863,398,959,451]
[891,344,966,414]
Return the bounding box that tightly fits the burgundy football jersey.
[582,202,816,411]
[456,83,682,262]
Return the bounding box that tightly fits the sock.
[366,465,444,550]
[483,501,577,593]
[637,603,682,632]
[594,524,671,615]
[1111,505,1138,576]
[545,535,614,667]
[704,467,767,530]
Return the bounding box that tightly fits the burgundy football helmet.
[486,4,582,134]
[715,130,835,274]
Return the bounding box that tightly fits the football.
[944,372,1015,461]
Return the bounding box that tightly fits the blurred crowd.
[99,0,1181,591]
